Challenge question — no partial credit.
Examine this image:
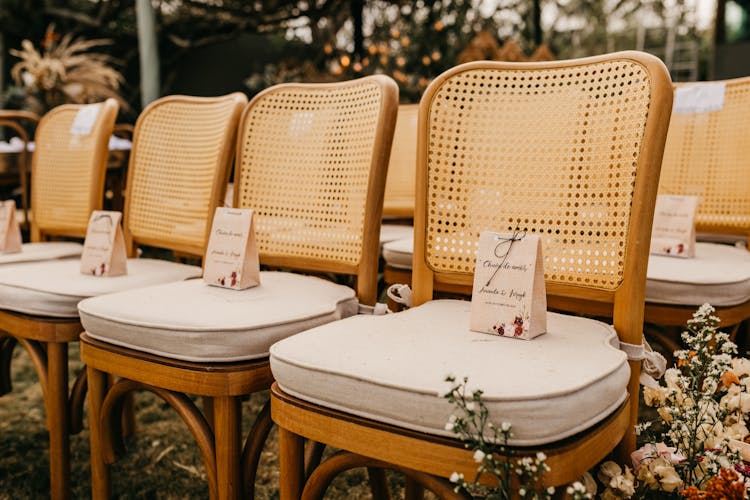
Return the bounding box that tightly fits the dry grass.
[0,343,415,499]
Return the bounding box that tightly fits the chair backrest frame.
[411,50,672,454]
[658,76,750,243]
[122,93,247,258]
[0,111,40,229]
[234,76,399,305]
[30,99,119,241]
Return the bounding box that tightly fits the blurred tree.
[0,0,349,113]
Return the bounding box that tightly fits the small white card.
[673,83,726,114]
[0,200,22,254]
[650,195,699,258]
[470,231,547,340]
[203,207,260,290]
[80,211,127,276]
[70,104,101,136]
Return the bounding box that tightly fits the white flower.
[473,449,485,463]
[732,358,750,378]
[465,402,475,411]
[21,71,36,88]
[444,422,454,431]
[449,472,462,483]
[500,422,512,432]
[653,461,682,492]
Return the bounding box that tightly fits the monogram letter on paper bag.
[80,211,127,276]
[203,208,260,290]
[650,195,698,258]
[0,200,22,254]
[470,231,546,340]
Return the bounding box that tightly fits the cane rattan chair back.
[382,104,418,219]
[30,100,119,240]
[411,52,673,452]
[658,77,750,241]
[234,76,399,304]
[124,93,246,258]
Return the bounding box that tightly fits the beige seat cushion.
[646,242,750,306]
[79,272,359,362]
[379,224,413,248]
[0,242,82,264]
[270,300,630,446]
[0,258,201,318]
[382,237,413,269]
[697,233,747,247]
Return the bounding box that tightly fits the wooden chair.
[0,109,40,228]
[644,77,750,353]
[0,93,245,500]
[0,101,117,398]
[77,76,398,499]
[270,52,673,498]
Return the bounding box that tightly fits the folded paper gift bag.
[470,231,547,339]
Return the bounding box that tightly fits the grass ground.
[0,342,416,499]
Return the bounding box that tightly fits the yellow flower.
[644,386,668,406]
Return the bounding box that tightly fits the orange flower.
[721,370,741,388]
[682,469,746,499]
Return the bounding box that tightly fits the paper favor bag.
[80,211,127,276]
[203,207,260,290]
[650,195,699,258]
[470,231,547,340]
[0,200,22,254]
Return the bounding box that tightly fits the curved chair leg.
[405,478,425,500]
[242,399,273,499]
[367,468,392,500]
[0,335,17,396]
[302,450,469,500]
[69,369,87,434]
[17,338,49,397]
[304,440,326,478]
[302,440,391,499]
[98,378,219,499]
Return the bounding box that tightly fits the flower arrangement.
[598,304,750,498]
[444,304,750,498]
[443,375,591,499]
[9,24,126,114]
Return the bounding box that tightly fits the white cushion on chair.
[379,224,413,248]
[0,242,82,264]
[270,300,630,446]
[646,242,750,306]
[79,271,359,362]
[382,237,413,269]
[0,258,201,318]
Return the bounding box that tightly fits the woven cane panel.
[383,104,418,217]
[659,80,750,233]
[237,81,382,266]
[32,105,107,234]
[127,99,237,250]
[424,60,652,290]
